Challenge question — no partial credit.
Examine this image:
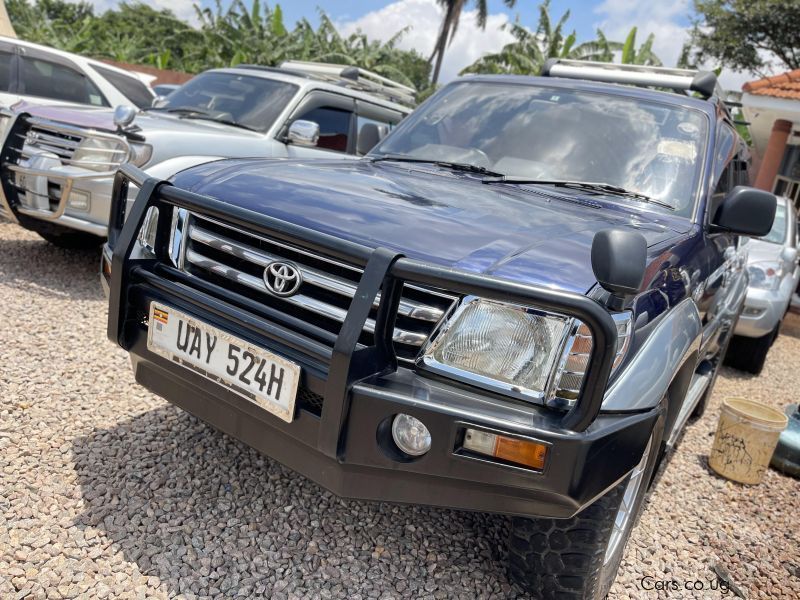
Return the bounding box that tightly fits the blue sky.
[272,0,691,42]
[96,0,749,89]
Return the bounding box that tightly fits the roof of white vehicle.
[0,36,147,82]
[211,66,413,113]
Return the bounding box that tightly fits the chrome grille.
[19,126,82,161]
[178,213,457,362]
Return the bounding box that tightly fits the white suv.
[0,36,155,110]
[0,61,413,247]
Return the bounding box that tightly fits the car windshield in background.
[92,65,154,109]
[372,82,708,217]
[760,201,787,244]
[152,72,297,133]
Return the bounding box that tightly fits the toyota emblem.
[263,261,302,297]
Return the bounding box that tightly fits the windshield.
[153,72,297,133]
[760,201,787,244]
[372,82,709,216]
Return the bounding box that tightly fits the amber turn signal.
[462,428,548,470]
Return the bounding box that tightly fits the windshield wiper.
[483,177,675,211]
[371,155,505,177]
[185,115,260,132]
[162,107,213,117]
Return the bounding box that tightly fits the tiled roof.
[742,70,800,100]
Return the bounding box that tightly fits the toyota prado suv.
[102,60,776,598]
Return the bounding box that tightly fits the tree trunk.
[431,39,446,86]
[0,0,17,38]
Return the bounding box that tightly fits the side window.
[19,57,107,106]
[293,106,352,153]
[0,50,13,92]
[709,124,737,219]
[91,65,154,109]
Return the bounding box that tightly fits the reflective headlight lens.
[71,136,128,171]
[422,298,568,399]
[748,262,782,290]
[128,142,152,167]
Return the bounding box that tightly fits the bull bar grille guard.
[106,164,618,452]
[0,110,130,223]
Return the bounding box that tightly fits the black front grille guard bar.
[107,165,617,453]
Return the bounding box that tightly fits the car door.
[16,46,108,107]
[280,91,357,159]
[698,122,742,357]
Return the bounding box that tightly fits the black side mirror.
[357,122,386,155]
[591,229,648,310]
[712,186,776,237]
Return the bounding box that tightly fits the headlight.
[748,262,783,290]
[420,297,631,409]
[71,136,128,171]
[129,142,152,167]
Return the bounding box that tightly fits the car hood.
[173,159,686,295]
[15,102,262,140]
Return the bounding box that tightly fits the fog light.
[391,414,431,456]
[463,428,547,470]
[68,189,90,210]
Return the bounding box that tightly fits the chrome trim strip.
[189,223,445,322]
[184,248,429,346]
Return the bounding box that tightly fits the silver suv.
[726,195,800,373]
[0,62,413,247]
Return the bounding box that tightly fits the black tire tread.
[508,482,627,600]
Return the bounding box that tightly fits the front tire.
[508,430,661,599]
[724,327,776,375]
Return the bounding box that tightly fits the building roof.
[742,70,800,100]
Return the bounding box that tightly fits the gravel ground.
[1,220,798,599]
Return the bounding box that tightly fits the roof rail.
[279,60,417,107]
[540,59,722,99]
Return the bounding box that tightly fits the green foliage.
[690,0,800,73]
[461,1,661,76]
[7,0,431,98]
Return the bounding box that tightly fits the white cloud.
[593,0,771,92]
[593,0,691,70]
[338,0,514,82]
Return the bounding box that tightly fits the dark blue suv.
[103,62,776,598]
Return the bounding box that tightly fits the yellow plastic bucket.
[709,397,789,484]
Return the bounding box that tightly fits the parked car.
[725,196,800,373]
[102,61,775,599]
[0,36,154,109]
[0,61,414,248]
[152,83,181,97]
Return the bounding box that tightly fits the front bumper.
[734,285,791,338]
[105,165,653,519]
[124,285,657,518]
[0,110,125,237]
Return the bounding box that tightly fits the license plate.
[146,303,300,422]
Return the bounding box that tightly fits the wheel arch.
[602,298,702,413]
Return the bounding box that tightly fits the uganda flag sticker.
[153,307,169,326]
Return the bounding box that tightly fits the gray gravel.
[1,220,798,599]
